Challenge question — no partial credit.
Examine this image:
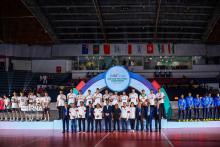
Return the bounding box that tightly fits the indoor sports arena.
[0,0,220,147]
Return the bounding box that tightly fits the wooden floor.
[0,128,220,147]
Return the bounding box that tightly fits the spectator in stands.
[43,75,47,85]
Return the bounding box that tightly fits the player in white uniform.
[156,89,165,118]
[67,89,77,105]
[93,88,102,107]
[28,92,36,121]
[129,102,136,132]
[121,102,130,132]
[139,90,147,105]
[18,92,28,121]
[77,90,85,107]
[77,101,86,132]
[85,90,93,106]
[69,103,78,133]
[42,92,51,121]
[111,92,119,106]
[102,90,110,106]
[3,95,11,121]
[129,89,139,106]
[120,92,129,107]
[56,90,66,119]
[11,92,19,121]
[35,93,43,121]
[94,103,103,132]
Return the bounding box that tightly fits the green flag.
[160,87,172,119]
[73,88,78,95]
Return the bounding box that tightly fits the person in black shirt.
[112,104,121,131]
[86,102,94,132]
[103,99,112,132]
[136,102,144,131]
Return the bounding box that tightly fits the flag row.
[82,43,175,55]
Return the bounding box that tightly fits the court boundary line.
[94,132,110,147]
[161,130,175,147]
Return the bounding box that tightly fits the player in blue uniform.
[201,94,209,121]
[214,93,220,120]
[186,93,194,121]
[178,94,186,121]
[193,94,201,121]
[208,93,214,120]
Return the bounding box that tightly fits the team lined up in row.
[0,92,51,121]
[178,93,220,121]
[57,88,166,133]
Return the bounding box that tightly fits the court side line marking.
[94,133,110,147]
[17,137,43,147]
[161,131,175,147]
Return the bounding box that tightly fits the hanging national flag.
[82,44,89,54]
[73,88,78,95]
[168,43,171,54]
[93,44,99,54]
[157,43,161,53]
[103,44,110,54]
[128,44,132,54]
[172,43,175,54]
[76,80,86,91]
[161,43,165,53]
[147,43,154,54]
[137,44,142,54]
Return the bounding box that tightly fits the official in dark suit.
[135,102,144,131]
[103,99,112,132]
[86,102,94,132]
[62,102,70,133]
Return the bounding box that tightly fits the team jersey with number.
[121,95,128,104]
[77,94,85,106]
[93,93,102,106]
[57,94,66,106]
[94,108,103,119]
[148,93,156,105]
[85,94,93,106]
[77,106,86,118]
[121,106,130,119]
[129,93,138,105]
[69,107,78,119]
[42,96,51,108]
[67,93,77,105]
[139,94,147,104]
[11,96,18,108]
[18,96,28,107]
[111,95,119,105]
[156,92,165,104]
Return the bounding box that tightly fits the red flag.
[161,44,165,53]
[151,80,161,90]
[147,43,154,54]
[103,44,110,54]
[168,43,171,54]
[128,44,132,54]
[76,81,85,91]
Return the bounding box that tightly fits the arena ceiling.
[0,0,220,44]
